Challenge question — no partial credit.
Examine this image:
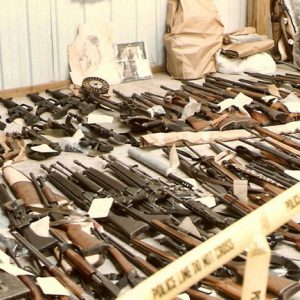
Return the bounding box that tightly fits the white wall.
[0,0,246,90]
[214,0,247,33]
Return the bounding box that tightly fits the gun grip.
[106,212,149,239]
[23,227,56,251]
[62,224,106,259]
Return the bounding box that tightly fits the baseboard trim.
[0,80,71,99]
[0,64,166,98]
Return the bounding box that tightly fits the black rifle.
[0,183,56,251]
[27,93,70,119]
[0,97,44,125]
[45,90,95,116]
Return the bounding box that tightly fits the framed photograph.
[115,41,153,82]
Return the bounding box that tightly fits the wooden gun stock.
[60,223,105,258]
[278,230,300,250]
[151,219,201,248]
[249,111,272,126]
[132,239,178,261]
[3,166,42,206]
[202,275,243,300]
[254,126,300,150]
[18,275,46,300]
[225,260,300,297]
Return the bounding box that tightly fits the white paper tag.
[267,84,281,98]
[36,277,70,296]
[88,197,114,218]
[71,128,85,141]
[177,293,190,300]
[218,93,252,116]
[0,250,11,264]
[29,216,50,237]
[223,153,236,162]
[280,93,300,113]
[195,196,216,208]
[179,217,201,238]
[179,97,201,121]
[147,105,166,118]
[0,263,33,276]
[284,170,300,181]
[242,234,271,300]
[217,99,233,113]
[261,95,278,104]
[87,111,114,124]
[13,118,26,126]
[31,144,58,153]
[214,150,229,163]
[233,179,248,202]
[183,178,199,188]
[166,144,180,175]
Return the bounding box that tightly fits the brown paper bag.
[221,40,275,58]
[164,0,224,79]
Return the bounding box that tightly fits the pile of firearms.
[0,87,139,163]
[1,72,300,299]
[1,72,300,161]
[1,140,300,299]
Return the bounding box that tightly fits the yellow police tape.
[117,182,300,300]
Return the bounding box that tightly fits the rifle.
[240,138,300,169]
[81,123,128,145]
[96,230,218,300]
[86,90,121,112]
[131,93,196,132]
[33,117,78,137]
[206,75,270,94]
[40,164,92,211]
[181,85,260,130]
[27,92,70,119]
[22,127,62,160]
[0,168,56,251]
[73,160,128,193]
[11,231,93,300]
[92,228,145,287]
[185,80,290,124]
[40,164,150,239]
[0,97,44,125]
[115,202,201,248]
[225,260,300,299]
[55,159,201,246]
[253,125,300,150]
[49,228,120,298]
[100,153,232,228]
[45,89,95,116]
[52,162,104,194]
[128,147,194,189]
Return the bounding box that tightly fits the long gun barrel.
[11,231,93,300]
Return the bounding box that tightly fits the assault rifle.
[27,93,70,119]
[0,183,55,251]
[0,97,44,125]
[11,231,93,300]
[45,89,95,116]
[21,127,61,160]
